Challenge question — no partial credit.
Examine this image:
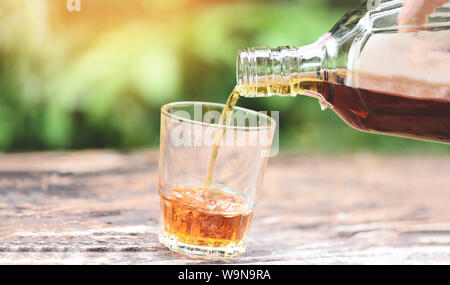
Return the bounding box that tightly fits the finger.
[398,0,449,32]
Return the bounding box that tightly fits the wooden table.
[0,150,449,264]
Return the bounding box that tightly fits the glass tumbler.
[158,101,276,258]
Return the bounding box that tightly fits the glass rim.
[160,101,276,131]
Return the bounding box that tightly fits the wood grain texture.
[0,150,449,264]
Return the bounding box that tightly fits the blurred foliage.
[0,0,448,153]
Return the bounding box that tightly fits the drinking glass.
[158,101,276,258]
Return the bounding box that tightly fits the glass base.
[159,231,246,259]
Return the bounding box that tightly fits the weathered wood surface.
[0,150,449,264]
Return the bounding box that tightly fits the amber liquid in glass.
[160,186,252,248]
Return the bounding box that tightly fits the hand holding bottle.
[398,0,450,31]
[236,0,450,143]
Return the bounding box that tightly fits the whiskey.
[236,0,450,143]
[203,86,241,188]
[204,76,327,192]
[239,74,450,143]
[159,186,253,250]
[320,80,450,143]
[158,100,273,258]
[204,71,450,197]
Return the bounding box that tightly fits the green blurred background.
[0,0,448,153]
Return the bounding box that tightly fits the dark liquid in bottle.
[241,73,450,143]
[321,82,450,143]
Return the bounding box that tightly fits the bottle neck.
[236,44,325,97]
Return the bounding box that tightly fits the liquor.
[159,102,275,258]
[320,80,450,143]
[204,71,450,190]
[203,86,240,188]
[239,74,450,142]
[236,0,450,143]
[159,185,253,253]
[158,0,450,260]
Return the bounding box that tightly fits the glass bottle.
[236,0,450,143]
